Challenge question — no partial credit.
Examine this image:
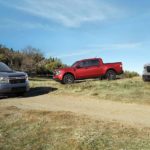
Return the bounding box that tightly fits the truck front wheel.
[106,70,116,80]
[62,74,74,84]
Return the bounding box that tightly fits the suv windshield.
[0,62,12,72]
[147,66,150,73]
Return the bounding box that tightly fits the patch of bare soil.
[1,93,150,127]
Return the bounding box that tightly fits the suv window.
[0,62,12,72]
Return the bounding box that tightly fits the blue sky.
[0,0,150,74]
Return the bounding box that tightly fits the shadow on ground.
[29,78,52,82]
[75,80,86,83]
[0,87,57,99]
[24,87,57,97]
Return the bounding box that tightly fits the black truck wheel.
[62,74,74,84]
[106,70,116,80]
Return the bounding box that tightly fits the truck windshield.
[71,61,79,67]
[0,62,12,72]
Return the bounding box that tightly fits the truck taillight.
[120,64,122,68]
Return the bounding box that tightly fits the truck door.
[75,60,90,79]
[75,59,101,79]
[88,59,101,77]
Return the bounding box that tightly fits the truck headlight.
[56,70,61,75]
[0,77,9,84]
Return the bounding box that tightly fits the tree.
[0,43,66,76]
[21,46,44,73]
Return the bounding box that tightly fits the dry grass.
[1,106,150,150]
[1,77,148,149]
[29,77,150,104]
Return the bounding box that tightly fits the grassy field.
[1,106,150,150]
[1,77,150,150]
[30,77,150,104]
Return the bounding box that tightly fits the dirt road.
[1,93,150,127]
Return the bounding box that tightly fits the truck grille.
[147,66,150,73]
[9,77,26,84]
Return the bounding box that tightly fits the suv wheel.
[62,74,74,84]
[106,70,116,80]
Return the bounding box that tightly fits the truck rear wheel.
[62,74,74,84]
[106,70,116,80]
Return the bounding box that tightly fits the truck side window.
[78,60,99,68]
[78,61,85,68]
[79,61,90,68]
[90,60,99,66]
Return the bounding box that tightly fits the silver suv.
[143,64,150,81]
[0,62,29,96]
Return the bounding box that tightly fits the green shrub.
[122,71,139,78]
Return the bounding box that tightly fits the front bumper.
[0,81,29,94]
[142,75,150,81]
[53,74,63,82]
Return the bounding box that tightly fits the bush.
[122,71,139,78]
[0,44,66,76]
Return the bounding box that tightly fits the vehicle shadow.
[75,80,86,84]
[75,77,122,83]
[0,87,57,99]
[23,87,57,98]
[29,78,52,82]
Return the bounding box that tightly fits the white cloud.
[50,42,143,58]
[56,49,96,58]
[0,19,53,31]
[1,0,121,27]
[87,42,142,50]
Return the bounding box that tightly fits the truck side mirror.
[76,65,81,69]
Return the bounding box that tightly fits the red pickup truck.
[53,58,123,84]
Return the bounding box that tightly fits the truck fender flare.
[63,72,75,80]
[105,68,117,75]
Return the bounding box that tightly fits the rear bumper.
[0,81,29,94]
[117,70,124,75]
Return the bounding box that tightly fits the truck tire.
[62,74,74,84]
[106,70,116,80]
